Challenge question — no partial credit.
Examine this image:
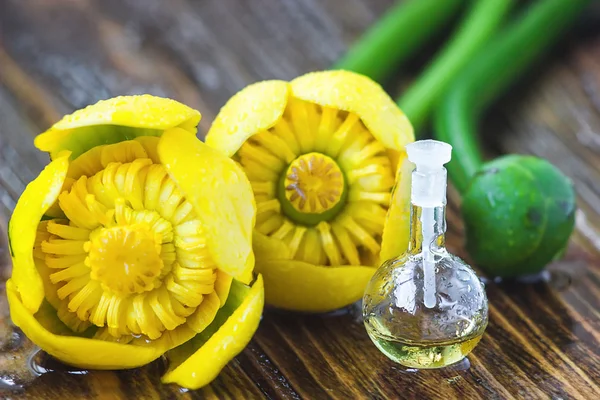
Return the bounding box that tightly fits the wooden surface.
[1,0,600,398]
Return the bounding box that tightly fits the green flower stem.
[435,0,592,193]
[397,0,516,133]
[333,0,465,83]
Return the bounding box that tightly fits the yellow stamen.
[298,228,325,265]
[240,157,280,182]
[287,226,307,258]
[171,201,195,226]
[271,219,295,241]
[100,141,148,168]
[250,181,275,197]
[41,239,87,255]
[256,214,284,236]
[284,153,344,214]
[251,130,297,164]
[349,190,391,205]
[347,202,387,236]
[339,215,381,255]
[316,222,342,266]
[314,107,341,153]
[57,301,91,333]
[257,198,281,215]
[47,220,90,240]
[326,113,361,158]
[238,142,286,172]
[49,263,88,284]
[289,99,317,152]
[272,118,300,155]
[332,222,361,266]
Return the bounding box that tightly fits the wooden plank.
[0,0,599,398]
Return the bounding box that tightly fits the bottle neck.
[407,167,447,254]
[408,203,446,254]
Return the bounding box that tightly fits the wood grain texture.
[0,0,599,398]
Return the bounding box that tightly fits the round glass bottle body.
[363,205,488,369]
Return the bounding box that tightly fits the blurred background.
[0,0,599,225]
[1,0,600,398]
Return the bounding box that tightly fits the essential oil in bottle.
[365,317,484,369]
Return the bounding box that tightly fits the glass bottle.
[363,140,488,369]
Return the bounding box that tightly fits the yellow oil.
[366,326,483,369]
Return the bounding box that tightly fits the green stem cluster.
[336,0,590,192]
[436,0,591,192]
[397,0,515,132]
[333,0,464,82]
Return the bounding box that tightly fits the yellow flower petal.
[186,291,222,333]
[256,259,375,312]
[205,81,290,157]
[380,152,412,261]
[35,95,201,159]
[158,128,256,284]
[10,154,69,313]
[291,70,414,151]
[161,275,264,389]
[6,279,164,369]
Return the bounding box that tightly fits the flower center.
[237,98,395,266]
[284,153,344,214]
[88,226,163,295]
[33,141,226,343]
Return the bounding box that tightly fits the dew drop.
[457,269,471,282]
[445,356,471,372]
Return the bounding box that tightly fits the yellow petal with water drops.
[380,152,412,262]
[161,275,264,389]
[205,81,290,157]
[290,70,414,151]
[10,154,69,313]
[35,95,201,160]
[256,259,374,312]
[158,128,256,284]
[6,280,165,369]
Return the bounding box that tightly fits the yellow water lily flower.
[206,70,414,312]
[6,95,264,390]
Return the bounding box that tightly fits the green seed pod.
[461,155,576,278]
